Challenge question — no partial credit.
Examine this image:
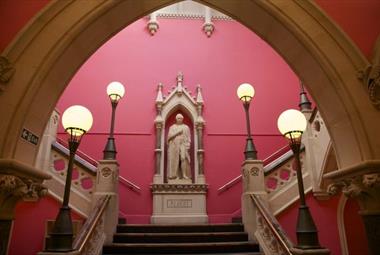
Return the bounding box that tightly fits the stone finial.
[203,23,214,37]
[147,13,159,35]
[203,7,214,37]
[299,80,312,111]
[156,83,164,104]
[196,85,204,104]
[176,72,184,94]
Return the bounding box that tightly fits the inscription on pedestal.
[167,199,192,208]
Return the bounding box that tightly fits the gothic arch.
[1,0,379,170]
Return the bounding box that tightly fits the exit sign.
[21,128,39,145]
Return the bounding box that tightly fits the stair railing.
[251,194,293,255]
[72,195,111,255]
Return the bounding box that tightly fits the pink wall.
[1,1,379,254]
[316,0,380,58]
[56,18,298,223]
[344,199,369,254]
[277,193,342,255]
[277,193,369,255]
[8,196,83,255]
[0,0,51,52]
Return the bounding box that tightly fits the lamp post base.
[244,137,257,160]
[45,206,73,251]
[103,137,117,160]
[296,205,321,250]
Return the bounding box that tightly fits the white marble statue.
[167,113,191,180]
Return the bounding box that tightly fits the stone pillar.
[325,161,380,255]
[93,160,119,244]
[35,110,60,171]
[241,159,266,241]
[196,121,205,184]
[154,119,163,183]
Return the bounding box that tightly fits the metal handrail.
[119,175,141,193]
[73,195,111,251]
[250,194,293,254]
[52,141,97,174]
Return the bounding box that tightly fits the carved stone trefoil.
[0,56,15,91]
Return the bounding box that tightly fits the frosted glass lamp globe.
[277,109,306,139]
[62,105,93,137]
[237,83,255,102]
[107,81,125,102]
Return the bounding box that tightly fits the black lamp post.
[237,83,257,160]
[103,81,125,160]
[47,105,93,251]
[277,109,322,249]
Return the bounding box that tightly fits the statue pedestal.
[151,183,208,224]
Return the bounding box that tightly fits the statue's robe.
[167,123,191,179]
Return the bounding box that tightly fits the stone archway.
[0,0,379,170]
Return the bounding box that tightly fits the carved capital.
[326,170,380,213]
[0,56,15,91]
[0,174,47,200]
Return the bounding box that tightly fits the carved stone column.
[0,160,50,255]
[154,83,164,183]
[241,159,267,241]
[35,110,60,172]
[196,85,205,184]
[325,161,380,255]
[93,160,119,244]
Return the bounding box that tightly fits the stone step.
[103,241,260,254]
[116,223,245,233]
[113,232,248,243]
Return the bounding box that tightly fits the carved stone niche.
[151,72,208,224]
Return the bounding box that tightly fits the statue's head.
[176,113,184,124]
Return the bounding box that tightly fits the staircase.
[103,220,261,254]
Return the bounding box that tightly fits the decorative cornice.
[151,183,208,193]
[0,56,15,91]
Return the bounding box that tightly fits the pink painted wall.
[277,193,370,255]
[8,196,83,255]
[56,17,297,223]
[316,0,380,58]
[277,193,342,255]
[0,0,51,52]
[344,198,369,254]
[1,1,379,255]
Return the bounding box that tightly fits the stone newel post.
[241,159,266,240]
[93,160,119,244]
